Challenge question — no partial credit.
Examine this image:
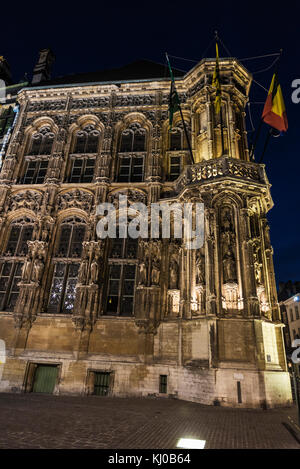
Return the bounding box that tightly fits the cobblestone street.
[0,393,299,449]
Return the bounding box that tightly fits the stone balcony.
[175,155,268,193]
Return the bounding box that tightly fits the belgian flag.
[212,42,221,114]
[262,72,288,132]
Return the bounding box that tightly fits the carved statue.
[222,249,237,283]
[90,254,99,284]
[22,255,33,282]
[33,255,44,283]
[196,252,205,284]
[151,257,160,286]
[78,256,88,284]
[169,259,179,289]
[138,259,148,286]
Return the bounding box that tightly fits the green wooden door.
[32,365,58,394]
[94,372,110,396]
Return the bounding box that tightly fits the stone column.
[261,217,280,321]
[205,93,214,160]
[72,240,104,334]
[228,100,237,159]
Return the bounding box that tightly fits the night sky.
[1,0,299,284]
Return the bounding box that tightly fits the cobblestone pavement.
[0,393,299,449]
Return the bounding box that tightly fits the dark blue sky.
[1,0,299,283]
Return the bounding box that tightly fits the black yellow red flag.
[262,72,288,132]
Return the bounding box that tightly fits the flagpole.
[250,49,283,161]
[219,101,225,156]
[259,128,272,163]
[214,31,225,156]
[178,105,195,165]
[165,53,195,165]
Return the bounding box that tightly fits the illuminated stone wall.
[0,58,292,407]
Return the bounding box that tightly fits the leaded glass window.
[0,218,34,311]
[105,237,138,316]
[0,262,23,312]
[48,217,86,314]
[20,160,48,184]
[4,221,34,257]
[117,155,144,182]
[68,157,95,183]
[48,263,80,314]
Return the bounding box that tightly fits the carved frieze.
[6,190,43,212]
[27,101,66,112]
[57,189,93,212]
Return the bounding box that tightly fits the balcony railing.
[175,155,267,192]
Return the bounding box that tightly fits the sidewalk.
[0,393,299,449]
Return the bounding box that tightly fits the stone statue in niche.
[22,255,33,282]
[222,248,237,283]
[196,251,205,284]
[78,251,88,285]
[253,251,263,285]
[138,259,148,286]
[169,258,179,290]
[32,255,44,283]
[151,257,160,286]
[90,254,99,284]
[220,207,235,253]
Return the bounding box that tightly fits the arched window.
[105,232,138,316]
[73,125,100,153]
[117,123,146,182]
[28,126,54,156]
[168,125,188,181]
[120,124,146,152]
[48,217,86,314]
[68,125,99,183]
[21,126,54,184]
[0,218,34,311]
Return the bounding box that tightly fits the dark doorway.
[93,372,110,396]
[32,365,58,394]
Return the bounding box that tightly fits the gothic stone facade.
[0,58,292,407]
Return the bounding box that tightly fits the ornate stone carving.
[70,97,109,109]
[27,100,66,112]
[196,250,205,285]
[222,248,237,283]
[169,258,179,290]
[7,190,43,213]
[57,189,93,212]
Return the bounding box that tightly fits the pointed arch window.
[48,217,86,314]
[0,218,34,311]
[105,232,138,316]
